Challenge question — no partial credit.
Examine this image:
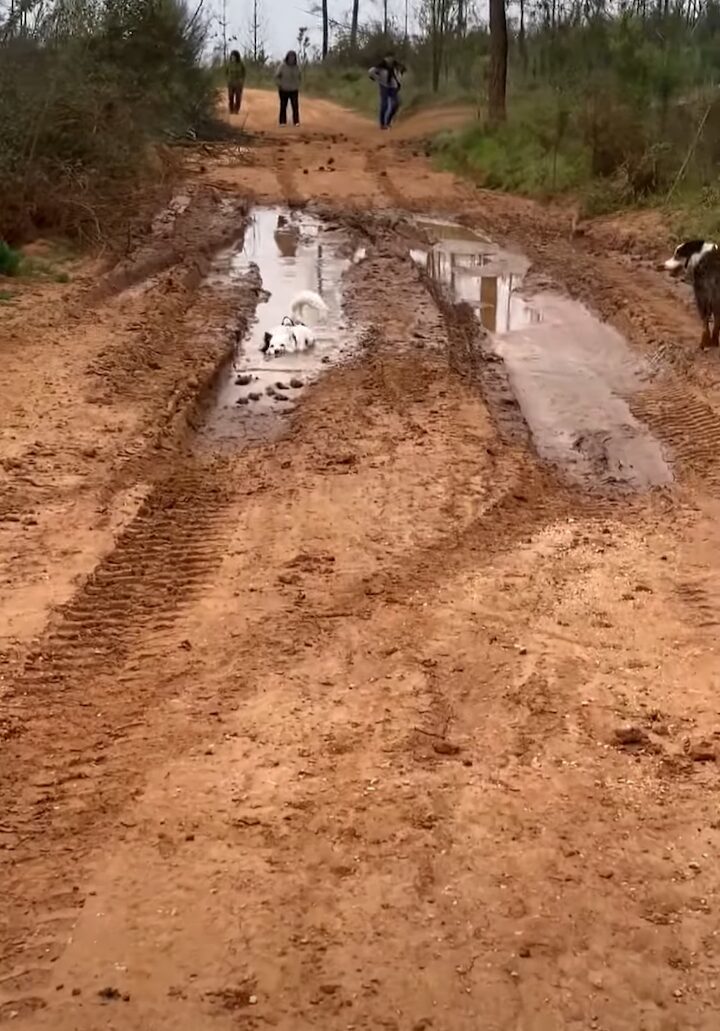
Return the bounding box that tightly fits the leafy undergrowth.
[434,118,589,197]
[0,239,75,284]
[0,0,221,247]
[432,84,720,237]
[0,241,22,277]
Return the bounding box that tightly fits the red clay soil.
[1,91,720,1031]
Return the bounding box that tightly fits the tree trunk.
[488,0,508,127]
[350,0,360,51]
[458,0,466,34]
[252,0,258,60]
[383,0,388,35]
[519,0,527,73]
[430,1,442,93]
[432,33,442,91]
[322,0,328,58]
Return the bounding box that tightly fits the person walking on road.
[369,53,405,130]
[276,50,301,127]
[227,50,246,116]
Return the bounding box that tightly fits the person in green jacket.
[227,50,246,115]
[275,50,301,126]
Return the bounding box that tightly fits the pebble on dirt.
[688,739,716,762]
[236,397,250,406]
[612,725,648,747]
[235,373,253,386]
[98,987,130,1002]
[433,740,462,756]
[290,377,304,389]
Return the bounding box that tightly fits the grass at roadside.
[429,85,720,241]
[0,239,76,283]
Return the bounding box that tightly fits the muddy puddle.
[414,217,672,490]
[200,206,359,445]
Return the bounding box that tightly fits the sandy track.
[2,92,720,1030]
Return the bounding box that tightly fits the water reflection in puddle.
[201,206,359,445]
[412,217,541,334]
[414,217,672,490]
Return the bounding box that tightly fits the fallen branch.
[665,94,716,204]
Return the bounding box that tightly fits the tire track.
[0,274,579,1016]
[631,383,720,493]
[0,459,238,1011]
[364,144,408,208]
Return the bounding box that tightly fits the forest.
[282,0,720,218]
[1,0,719,247]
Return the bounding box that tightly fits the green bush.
[0,0,220,244]
[434,99,589,197]
[0,241,22,277]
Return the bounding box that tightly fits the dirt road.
[2,91,720,1030]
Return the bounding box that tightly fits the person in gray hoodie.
[369,53,406,129]
[276,50,301,127]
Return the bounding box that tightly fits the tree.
[518,0,527,73]
[321,0,328,57]
[457,0,466,34]
[220,0,226,60]
[350,0,360,50]
[297,24,310,62]
[488,0,507,125]
[420,0,458,93]
[246,0,266,61]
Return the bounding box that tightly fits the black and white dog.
[664,240,720,349]
[261,290,329,357]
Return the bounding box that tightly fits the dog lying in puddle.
[261,290,328,357]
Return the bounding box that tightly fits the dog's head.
[264,324,296,357]
[664,240,717,275]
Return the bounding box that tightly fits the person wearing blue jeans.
[369,54,406,130]
[379,85,400,129]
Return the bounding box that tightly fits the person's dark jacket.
[369,59,404,90]
[227,57,246,86]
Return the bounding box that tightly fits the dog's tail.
[291,290,328,321]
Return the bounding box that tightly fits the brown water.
[200,207,360,445]
[414,218,672,491]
